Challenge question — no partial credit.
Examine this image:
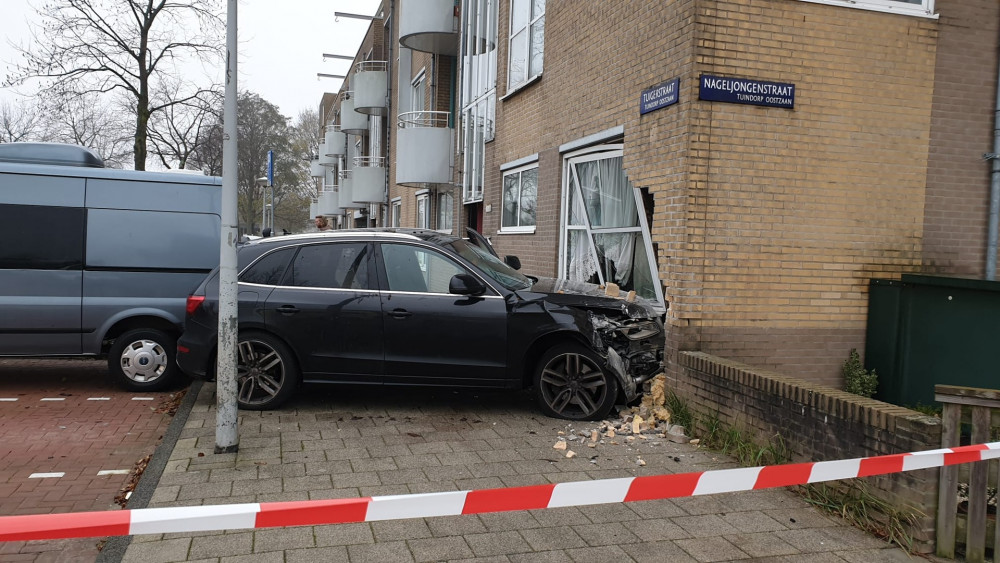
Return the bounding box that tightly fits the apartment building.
[312,0,1000,388]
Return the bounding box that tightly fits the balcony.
[400,0,458,56]
[318,183,347,216]
[351,157,386,204]
[318,141,337,167]
[340,95,368,135]
[353,61,388,116]
[396,111,453,186]
[309,155,324,178]
[324,124,346,157]
[338,170,354,208]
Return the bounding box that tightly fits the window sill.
[500,73,543,102]
[795,0,937,18]
[497,227,536,235]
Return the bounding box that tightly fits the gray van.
[0,143,221,390]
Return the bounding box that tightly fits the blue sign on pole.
[266,150,274,186]
[640,78,680,115]
[699,74,795,109]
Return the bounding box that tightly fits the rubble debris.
[566,450,577,458]
[553,440,567,451]
[689,439,701,445]
[590,430,599,442]
[632,415,644,434]
[604,283,620,297]
[667,425,688,444]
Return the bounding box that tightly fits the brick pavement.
[115,382,924,563]
[0,358,179,563]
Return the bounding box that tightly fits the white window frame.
[559,144,664,312]
[390,197,401,227]
[436,191,454,233]
[460,0,499,204]
[411,69,426,114]
[499,162,537,234]
[415,190,430,229]
[506,0,545,92]
[796,0,935,18]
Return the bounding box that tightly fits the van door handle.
[388,308,412,319]
[276,305,299,315]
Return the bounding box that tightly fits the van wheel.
[534,343,618,421]
[235,332,298,410]
[109,328,180,391]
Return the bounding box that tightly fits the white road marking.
[40,398,66,401]
[97,469,131,476]
[29,472,65,479]
[0,398,18,402]
[87,397,111,401]
[131,397,154,401]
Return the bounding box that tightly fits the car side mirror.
[504,255,521,270]
[449,273,487,296]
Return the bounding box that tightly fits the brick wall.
[671,351,942,552]
[922,0,1000,277]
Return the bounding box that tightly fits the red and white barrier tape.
[2,441,998,542]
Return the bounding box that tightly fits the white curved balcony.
[396,111,453,186]
[338,169,355,208]
[340,96,368,135]
[324,124,346,157]
[319,141,337,166]
[351,156,386,204]
[400,0,458,56]
[309,197,318,219]
[353,61,388,116]
[309,156,325,178]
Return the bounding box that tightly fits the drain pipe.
[987,49,1000,280]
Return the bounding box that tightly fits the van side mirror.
[504,255,521,270]
[449,273,487,296]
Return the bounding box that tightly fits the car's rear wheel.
[236,332,298,410]
[109,328,182,391]
[534,343,618,421]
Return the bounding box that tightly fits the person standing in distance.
[315,215,332,231]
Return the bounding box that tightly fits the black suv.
[177,228,664,420]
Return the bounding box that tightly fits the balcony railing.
[351,156,386,204]
[396,111,453,186]
[353,61,388,116]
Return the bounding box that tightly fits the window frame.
[795,0,935,17]
[411,68,426,113]
[415,190,431,229]
[390,197,402,228]
[499,162,538,234]
[436,191,454,233]
[506,0,545,92]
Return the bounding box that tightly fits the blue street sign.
[266,150,274,186]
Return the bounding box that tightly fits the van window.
[0,204,84,270]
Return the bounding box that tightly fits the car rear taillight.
[185,295,205,315]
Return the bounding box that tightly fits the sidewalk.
[110,381,919,562]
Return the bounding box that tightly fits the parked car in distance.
[0,142,221,391]
[177,228,665,420]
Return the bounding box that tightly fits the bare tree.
[5,0,224,170]
[148,85,222,170]
[0,99,43,143]
[43,94,133,167]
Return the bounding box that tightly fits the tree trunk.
[134,96,149,171]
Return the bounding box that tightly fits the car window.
[283,243,371,289]
[381,243,467,294]
[239,248,294,286]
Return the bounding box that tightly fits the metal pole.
[215,0,239,454]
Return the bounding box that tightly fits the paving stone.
[672,514,742,538]
[252,527,316,552]
[519,526,588,551]
[722,532,800,558]
[564,545,635,563]
[188,532,253,559]
[407,535,474,562]
[463,531,531,557]
[232,477,283,497]
[220,551,285,563]
[121,538,193,563]
[476,511,539,532]
[426,514,489,537]
[313,522,375,547]
[837,547,916,562]
[674,536,749,562]
[775,527,860,553]
[371,519,433,542]
[346,540,416,563]
[719,510,788,533]
[620,540,700,562]
[570,522,641,547]
[506,550,573,562]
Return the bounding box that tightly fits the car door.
[263,241,383,383]
[375,241,508,386]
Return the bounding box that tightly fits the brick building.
[313,0,999,389]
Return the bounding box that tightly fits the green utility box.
[865,274,1000,408]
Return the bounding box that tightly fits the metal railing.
[398,110,451,129]
[352,156,385,168]
[355,60,387,73]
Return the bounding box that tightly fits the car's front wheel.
[534,343,619,421]
[109,328,182,391]
[235,332,298,410]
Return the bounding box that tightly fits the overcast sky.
[0,0,381,120]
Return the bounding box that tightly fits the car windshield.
[449,238,533,291]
